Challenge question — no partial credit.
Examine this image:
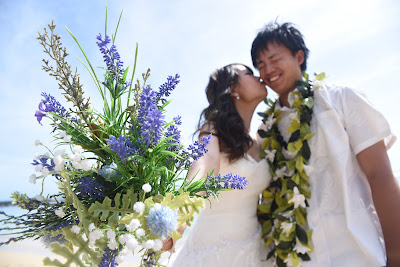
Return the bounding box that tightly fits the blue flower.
[157,74,180,103]
[98,163,120,178]
[99,248,119,267]
[75,177,105,201]
[96,33,130,96]
[106,135,137,160]
[32,157,61,180]
[146,204,178,239]
[35,93,70,125]
[137,86,165,147]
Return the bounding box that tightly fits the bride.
[168,63,271,266]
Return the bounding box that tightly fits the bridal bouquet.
[0,13,247,267]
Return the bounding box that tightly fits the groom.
[252,22,400,266]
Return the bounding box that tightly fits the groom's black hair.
[251,22,309,72]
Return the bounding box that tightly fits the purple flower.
[34,93,70,125]
[157,74,180,103]
[205,173,248,197]
[99,248,119,267]
[137,86,165,147]
[75,177,105,201]
[106,135,137,160]
[165,116,182,151]
[96,34,130,96]
[188,135,211,161]
[32,157,61,180]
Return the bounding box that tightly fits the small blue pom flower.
[146,204,178,239]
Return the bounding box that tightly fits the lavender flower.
[165,116,182,151]
[157,74,180,103]
[75,177,105,201]
[205,173,249,197]
[106,135,137,160]
[34,93,70,125]
[143,252,157,267]
[188,134,211,160]
[137,86,165,147]
[222,173,249,189]
[146,204,178,239]
[99,248,119,267]
[96,34,129,96]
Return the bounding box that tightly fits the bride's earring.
[236,94,240,100]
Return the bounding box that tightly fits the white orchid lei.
[258,72,326,267]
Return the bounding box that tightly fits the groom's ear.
[295,50,304,67]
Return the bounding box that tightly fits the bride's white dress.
[169,153,271,267]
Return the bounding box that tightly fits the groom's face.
[255,42,304,100]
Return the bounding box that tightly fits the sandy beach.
[0,238,142,267]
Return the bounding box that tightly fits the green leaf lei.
[257,72,326,267]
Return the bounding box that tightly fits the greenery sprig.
[257,72,326,267]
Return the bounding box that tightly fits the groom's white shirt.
[259,83,395,266]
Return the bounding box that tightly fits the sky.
[0,0,399,202]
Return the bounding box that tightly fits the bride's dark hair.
[197,63,253,162]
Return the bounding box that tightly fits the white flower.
[71,225,81,234]
[143,239,154,249]
[88,229,103,244]
[312,80,323,90]
[72,145,83,154]
[273,166,287,181]
[282,147,297,160]
[126,219,141,232]
[133,202,145,213]
[303,164,313,177]
[68,153,77,162]
[115,255,125,264]
[135,228,145,237]
[280,222,293,235]
[265,149,276,162]
[41,167,50,177]
[53,155,64,166]
[58,131,66,138]
[153,239,163,251]
[107,229,116,240]
[34,194,45,202]
[126,237,139,251]
[118,234,131,245]
[54,164,64,171]
[107,239,119,250]
[54,149,65,157]
[34,164,43,172]
[29,174,36,184]
[288,92,297,107]
[55,208,65,218]
[284,257,295,267]
[80,159,93,171]
[34,139,41,146]
[288,187,306,209]
[88,223,96,232]
[34,153,40,160]
[265,114,277,131]
[294,238,311,254]
[63,135,72,142]
[44,152,50,158]
[142,183,151,193]
[119,247,131,256]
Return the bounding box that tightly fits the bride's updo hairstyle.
[197,64,253,162]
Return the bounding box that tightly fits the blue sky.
[0,0,399,201]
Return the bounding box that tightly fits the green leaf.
[315,72,326,81]
[303,97,314,109]
[258,129,268,138]
[287,118,300,133]
[298,253,311,261]
[301,141,311,160]
[262,220,273,237]
[288,130,300,143]
[276,255,287,267]
[295,224,308,245]
[295,208,306,226]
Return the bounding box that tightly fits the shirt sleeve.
[340,86,396,155]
